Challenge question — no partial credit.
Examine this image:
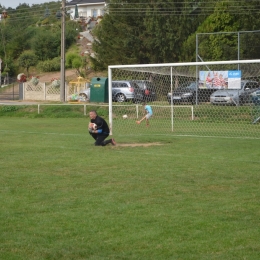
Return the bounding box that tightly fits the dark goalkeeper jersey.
[91,116,110,135]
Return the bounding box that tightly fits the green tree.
[31,29,60,61]
[91,0,206,69]
[66,52,89,77]
[181,0,260,62]
[18,50,38,76]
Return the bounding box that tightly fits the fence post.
[44,83,46,100]
[12,83,14,100]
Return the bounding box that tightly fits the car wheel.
[116,93,126,102]
[79,93,88,101]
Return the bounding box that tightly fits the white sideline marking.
[116,133,260,140]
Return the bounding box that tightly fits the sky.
[1,0,59,9]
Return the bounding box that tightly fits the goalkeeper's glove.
[88,128,94,133]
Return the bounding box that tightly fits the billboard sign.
[199,70,241,89]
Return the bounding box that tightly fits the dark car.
[132,80,157,102]
[238,84,260,105]
[167,81,215,104]
[251,89,260,105]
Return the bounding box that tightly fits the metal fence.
[0,82,19,101]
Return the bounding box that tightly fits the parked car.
[132,80,157,102]
[239,85,260,105]
[79,80,138,102]
[251,89,260,105]
[210,80,260,105]
[79,80,157,103]
[111,80,139,102]
[167,81,216,104]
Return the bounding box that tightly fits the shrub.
[37,57,61,72]
[1,106,19,112]
[66,53,80,68]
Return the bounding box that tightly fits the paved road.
[0,100,49,105]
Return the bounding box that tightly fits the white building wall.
[69,4,105,19]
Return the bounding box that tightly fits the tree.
[31,29,60,61]
[91,0,206,69]
[18,50,38,76]
[66,52,90,77]
[181,0,260,62]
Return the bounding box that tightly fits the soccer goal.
[108,60,260,139]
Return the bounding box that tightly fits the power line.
[1,0,259,13]
[0,1,259,24]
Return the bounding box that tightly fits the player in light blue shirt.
[136,103,153,126]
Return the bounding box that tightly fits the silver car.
[112,80,138,102]
[210,80,259,105]
[79,80,139,102]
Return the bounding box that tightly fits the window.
[92,9,97,17]
[119,83,127,88]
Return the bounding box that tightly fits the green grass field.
[1,117,260,259]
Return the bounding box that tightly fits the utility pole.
[0,58,2,86]
[60,0,66,102]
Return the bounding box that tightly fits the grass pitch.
[1,117,260,259]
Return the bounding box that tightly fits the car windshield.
[186,82,197,89]
[134,81,153,89]
[179,82,197,90]
[131,82,140,88]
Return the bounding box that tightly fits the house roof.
[66,0,105,6]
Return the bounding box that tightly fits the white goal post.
[108,59,260,139]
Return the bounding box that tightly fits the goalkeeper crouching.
[88,110,116,146]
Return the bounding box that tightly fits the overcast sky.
[1,0,59,9]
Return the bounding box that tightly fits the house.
[66,0,106,20]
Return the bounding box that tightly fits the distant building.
[66,0,106,20]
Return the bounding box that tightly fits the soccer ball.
[92,123,97,130]
[122,114,128,119]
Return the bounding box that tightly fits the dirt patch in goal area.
[115,142,163,147]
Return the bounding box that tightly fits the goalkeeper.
[88,110,116,146]
[136,102,153,126]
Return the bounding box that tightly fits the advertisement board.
[199,70,241,89]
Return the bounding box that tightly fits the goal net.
[108,60,260,139]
